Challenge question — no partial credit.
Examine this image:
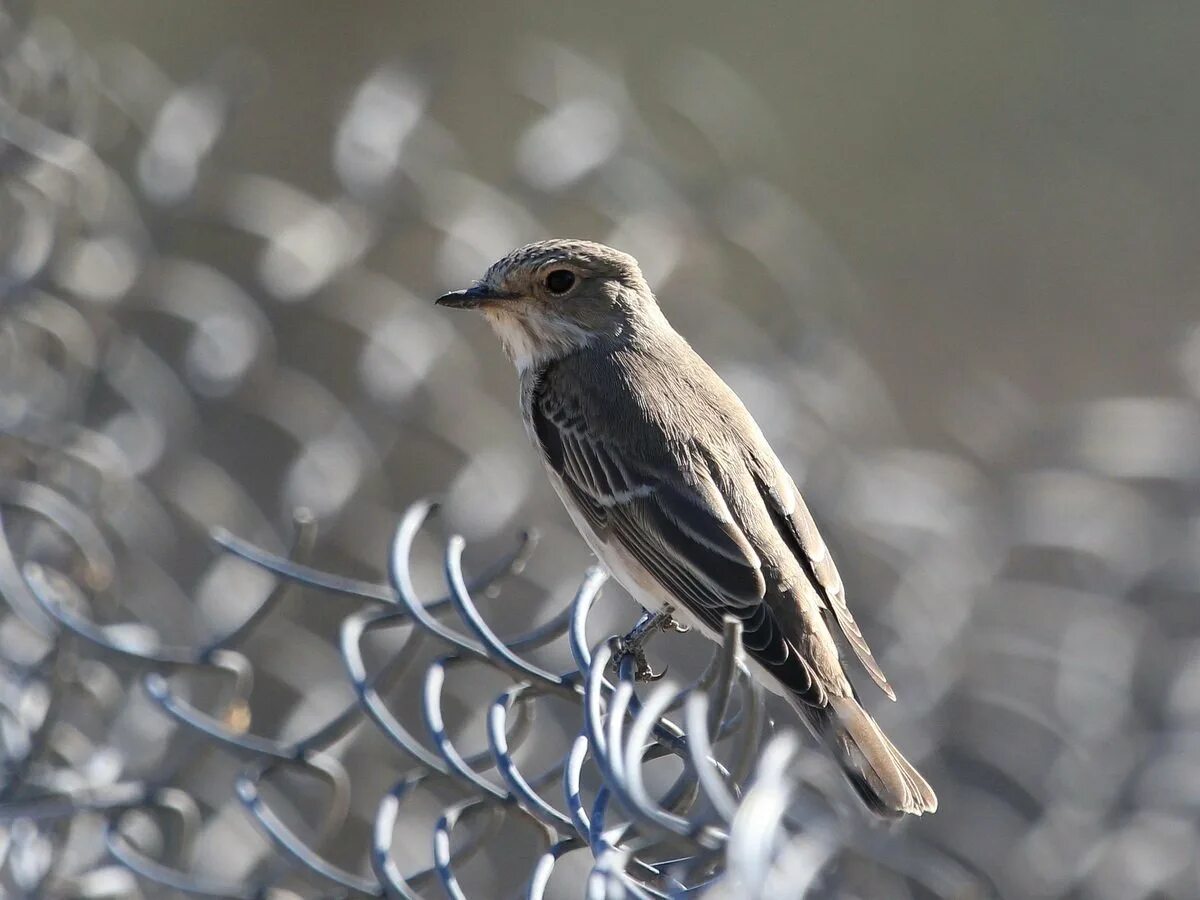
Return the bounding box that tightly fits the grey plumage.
[436,239,937,817]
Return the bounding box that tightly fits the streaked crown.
[482,239,645,293]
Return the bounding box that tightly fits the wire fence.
[3,5,1200,898]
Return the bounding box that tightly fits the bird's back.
[527,328,850,690]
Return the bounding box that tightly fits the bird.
[435,239,936,818]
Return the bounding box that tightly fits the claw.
[612,607,684,683]
[612,640,668,683]
[637,660,668,682]
[660,614,690,635]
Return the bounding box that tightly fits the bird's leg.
[614,609,667,682]
[613,607,686,682]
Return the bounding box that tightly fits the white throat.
[485,311,539,372]
[483,309,595,374]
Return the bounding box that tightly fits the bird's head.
[435,239,660,370]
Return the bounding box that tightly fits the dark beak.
[434,284,509,309]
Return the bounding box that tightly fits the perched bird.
[436,240,936,817]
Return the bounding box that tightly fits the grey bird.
[436,239,937,817]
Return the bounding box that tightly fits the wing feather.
[756,467,896,700]
[531,369,825,705]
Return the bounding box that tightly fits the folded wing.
[531,371,828,706]
[754,461,895,700]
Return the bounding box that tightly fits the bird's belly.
[546,474,680,612]
[544,468,791,698]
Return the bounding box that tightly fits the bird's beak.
[434,284,511,310]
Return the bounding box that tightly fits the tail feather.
[802,695,937,818]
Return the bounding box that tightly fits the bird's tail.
[799,694,937,818]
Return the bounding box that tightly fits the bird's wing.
[754,462,895,700]
[531,368,827,706]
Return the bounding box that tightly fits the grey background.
[6,2,1200,898]
[47,1,1200,425]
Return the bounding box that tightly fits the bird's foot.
[612,639,667,682]
[612,608,681,682]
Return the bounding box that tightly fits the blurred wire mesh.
[3,4,1200,898]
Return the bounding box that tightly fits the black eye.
[544,269,576,295]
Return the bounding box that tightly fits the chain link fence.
[3,4,1200,897]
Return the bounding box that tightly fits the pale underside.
[544,464,796,699]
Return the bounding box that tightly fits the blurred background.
[3,1,1200,897]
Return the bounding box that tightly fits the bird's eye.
[544,269,576,295]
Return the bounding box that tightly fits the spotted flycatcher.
[436,239,936,817]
